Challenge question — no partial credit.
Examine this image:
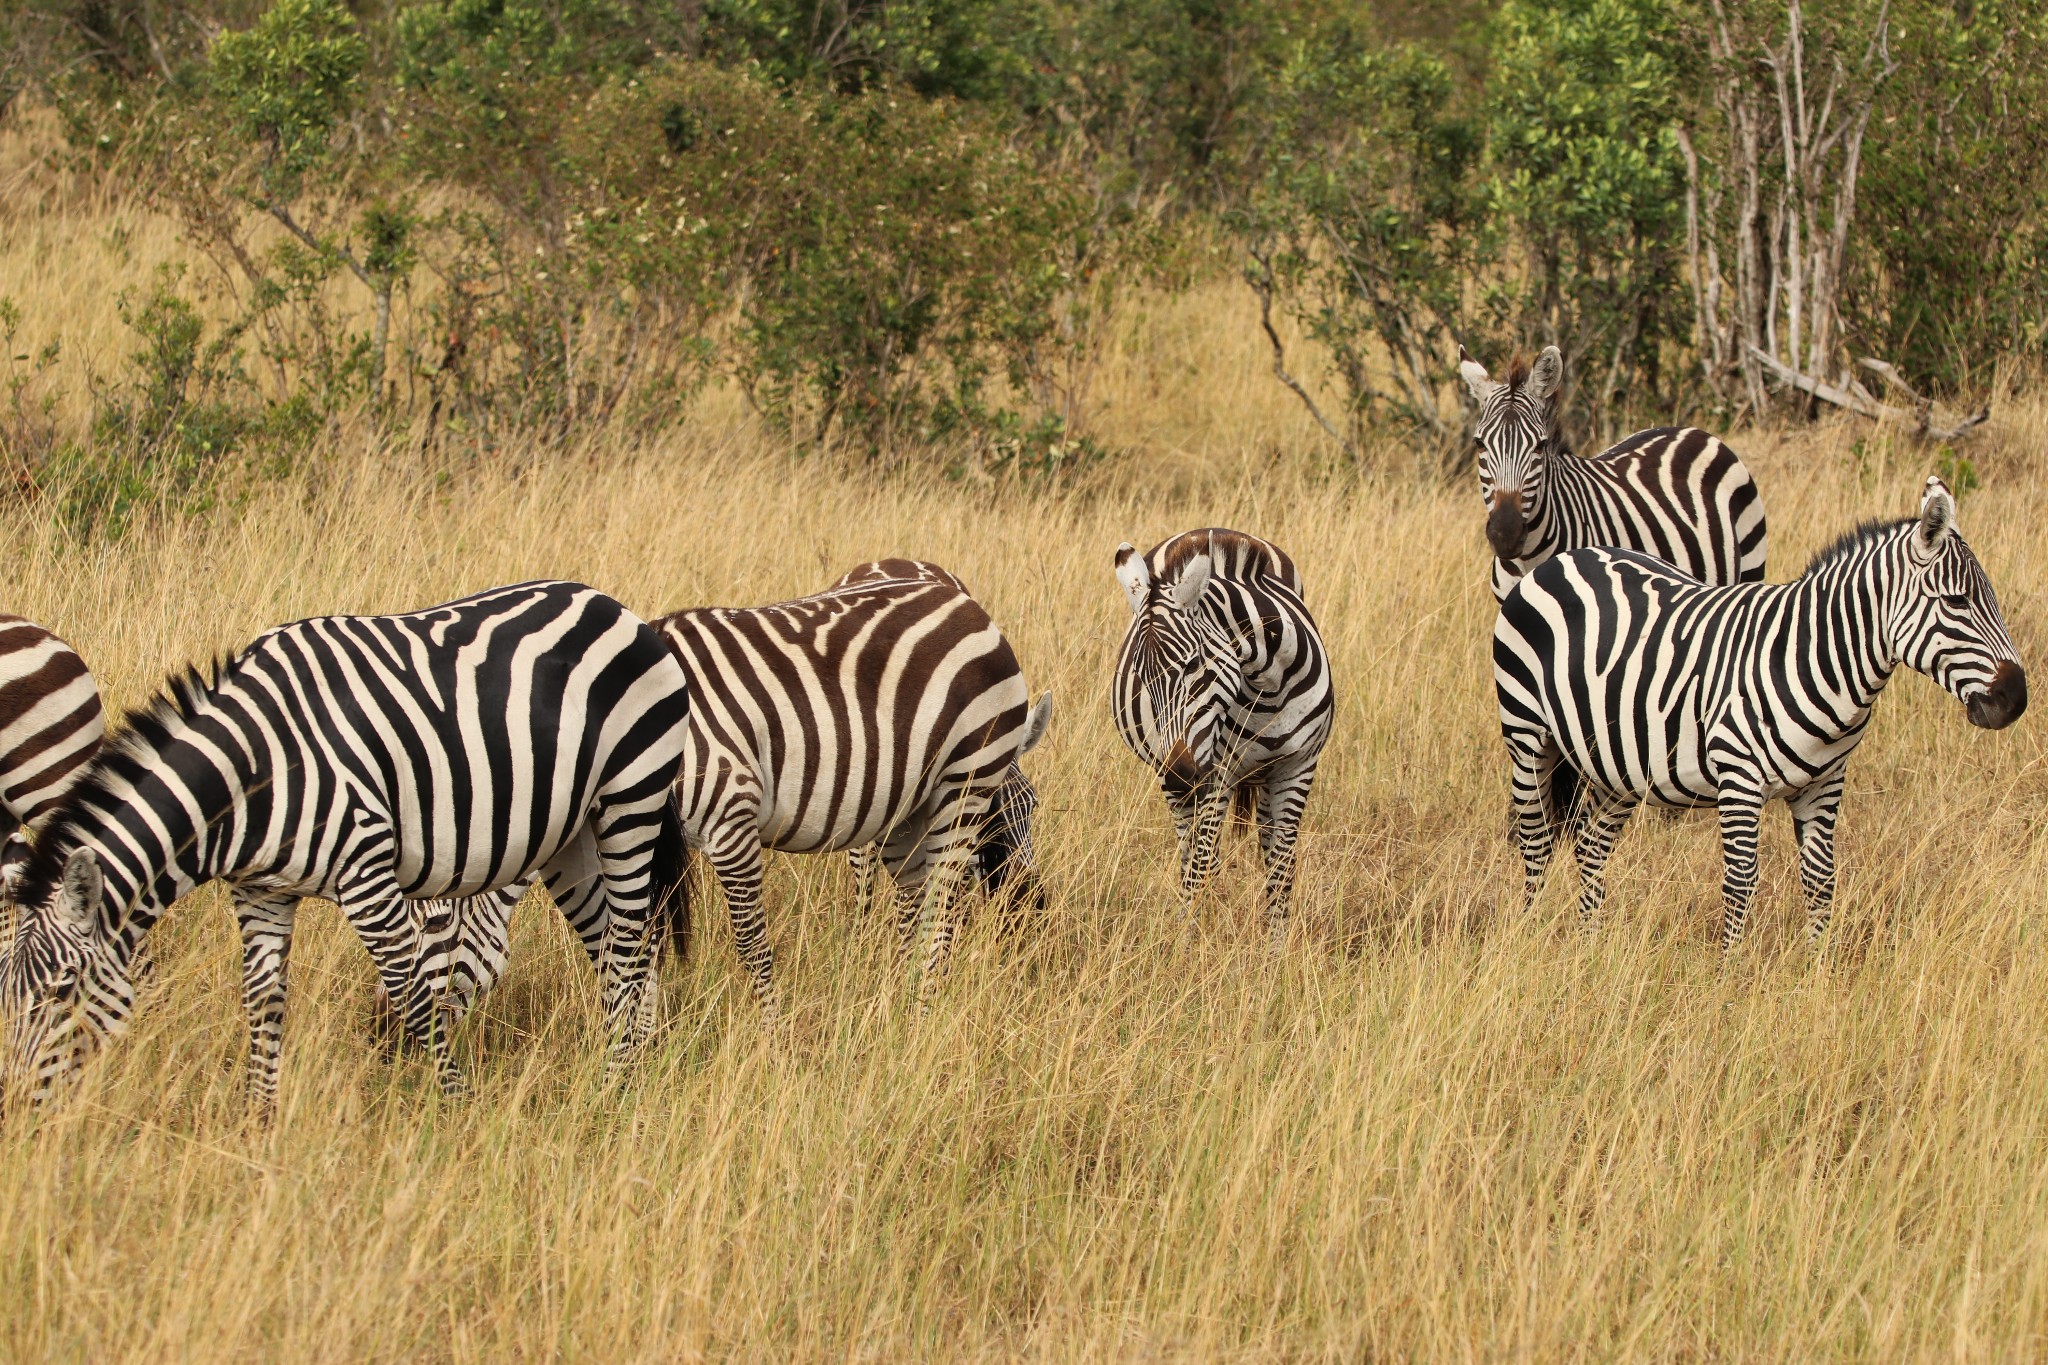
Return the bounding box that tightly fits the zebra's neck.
[51,712,261,944]
[1785,534,1912,709]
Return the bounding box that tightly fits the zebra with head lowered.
[0,581,689,1112]
[1495,476,2026,947]
[659,568,1050,1022]
[831,559,1046,925]
[1460,345,1768,601]
[1112,529,1332,949]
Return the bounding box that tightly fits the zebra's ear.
[1018,692,1053,755]
[1913,475,1957,561]
[1114,543,1150,614]
[56,847,101,935]
[1171,554,1214,613]
[1457,345,1494,400]
[1524,345,1564,402]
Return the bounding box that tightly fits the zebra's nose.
[1967,660,2027,730]
[1486,491,1526,559]
[1161,741,1204,797]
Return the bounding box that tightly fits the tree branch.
[1246,250,1350,454]
[1745,344,1989,439]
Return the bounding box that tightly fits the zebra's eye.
[1941,594,1973,611]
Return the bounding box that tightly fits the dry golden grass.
[4,164,2048,1361]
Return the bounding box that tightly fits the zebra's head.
[1459,344,1565,563]
[1115,539,1241,795]
[1891,475,2027,730]
[0,845,126,1112]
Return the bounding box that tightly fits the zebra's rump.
[0,615,104,829]
[658,578,1033,855]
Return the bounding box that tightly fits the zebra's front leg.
[705,821,779,1027]
[1169,780,1228,922]
[1570,788,1639,929]
[1714,783,1766,951]
[849,843,879,917]
[1507,733,1562,911]
[1789,774,1845,943]
[233,892,301,1115]
[1255,761,1319,953]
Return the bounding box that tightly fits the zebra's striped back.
[1460,345,1767,599]
[0,617,103,833]
[0,580,689,1106]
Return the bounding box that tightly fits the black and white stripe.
[0,616,104,837]
[1111,529,1333,947]
[1459,345,1768,600]
[658,569,1051,1019]
[832,560,1046,927]
[1494,476,2026,946]
[0,581,689,1109]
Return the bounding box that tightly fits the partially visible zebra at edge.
[1494,476,2026,948]
[1459,344,1768,602]
[1111,529,1333,950]
[0,616,104,841]
[832,559,1047,930]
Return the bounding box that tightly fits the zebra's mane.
[12,658,232,903]
[1504,353,1533,387]
[1805,517,1916,574]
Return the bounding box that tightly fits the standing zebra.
[831,559,1047,924]
[1459,345,1768,600]
[0,581,689,1110]
[1111,529,1332,948]
[1495,476,2026,947]
[659,572,1051,1021]
[0,616,105,839]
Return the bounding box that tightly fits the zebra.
[1111,529,1333,949]
[1459,344,1769,602]
[1494,476,2026,948]
[0,581,690,1111]
[831,560,1047,926]
[0,615,105,841]
[658,571,1051,1022]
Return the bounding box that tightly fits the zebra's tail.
[648,795,692,965]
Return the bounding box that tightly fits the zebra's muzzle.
[1161,741,1205,797]
[1966,660,2027,730]
[1486,493,1526,560]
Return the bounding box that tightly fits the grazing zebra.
[0,616,105,839]
[0,581,689,1110]
[831,560,1046,924]
[1111,529,1333,948]
[1459,345,1768,601]
[658,571,1051,1021]
[1495,476,2026,947]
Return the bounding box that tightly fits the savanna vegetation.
[2,0,2047,1357]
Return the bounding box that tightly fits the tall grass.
[2,170,2048,1360]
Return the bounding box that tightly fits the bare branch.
[1245,249,1350,455]
[1746,345,1989,439]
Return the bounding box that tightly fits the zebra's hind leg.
[703,818,780,1027]
[1713,782,1766,950]
[232,892,301,1115]
[1255,759,1320,953]
[1788,772,1846,943]
[884,786,985,1012]
[1569,788,1639,929]
[849,843,879,917]
[1506,732,1564,911]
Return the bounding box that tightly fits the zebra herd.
[0,343,2028,1114]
